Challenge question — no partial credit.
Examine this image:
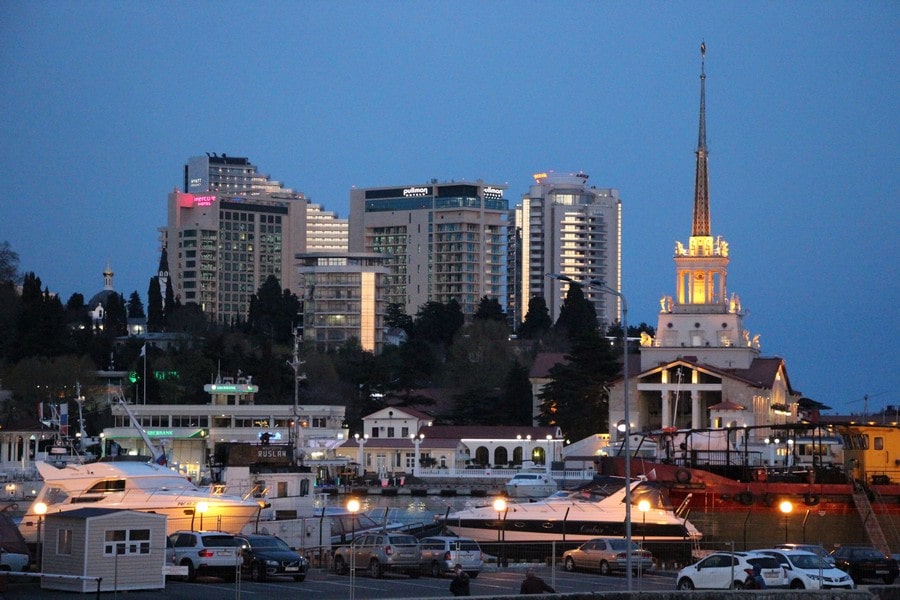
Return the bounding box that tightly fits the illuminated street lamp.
[34,501,47,572]
[347,498,361,600]
[493,497,508,567]
[779,500,793,542]
[637,500,650,579]
[196,501,208,531]
[547,273,632,591]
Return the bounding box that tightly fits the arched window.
[513,446,523,465]
[532,446,546,465]
[475,446,489,466]
[494,447,508,467]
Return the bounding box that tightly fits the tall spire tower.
[693,41,710,239]
[642,43,759,372]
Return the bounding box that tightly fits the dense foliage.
[0,240,653,445]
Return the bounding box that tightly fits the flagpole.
[142,344,147,405]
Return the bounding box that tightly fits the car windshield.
[791,554,830,569]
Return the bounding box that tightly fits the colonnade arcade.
[634,363,724,432]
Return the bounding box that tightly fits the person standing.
[520,568,555,594]
[449,564,471,596]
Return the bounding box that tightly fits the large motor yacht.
[19,460,263,543]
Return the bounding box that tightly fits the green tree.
[502,360,534,425]
[0,241,20,284]
[518,296,552,339]
[384,303,413,335]
[127,291,145,318]
[473,296,507,323]
[147,276,163,332]
[412,300,464,347]
[246,275,301,345]
[13,273,67,359]
[553,282,597,340]
[537,327,618,442]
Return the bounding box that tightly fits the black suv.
[235,533,309,582]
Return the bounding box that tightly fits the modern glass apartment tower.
[349,181,508,318]
[510,172,622,328]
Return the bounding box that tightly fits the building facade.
[510,171,622,327]
[296,252,391,353]
[162,154,347,324]
[349,181,508,318]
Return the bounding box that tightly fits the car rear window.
[455,542,480,551]
[389,536,418,545]
[748,557,780,569]
[202,535,238,547]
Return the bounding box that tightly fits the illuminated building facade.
[348,181,508,317]
[162,154,347,324]
[510,172,622,327]
[608,44,800,441]
[296,252,391,354]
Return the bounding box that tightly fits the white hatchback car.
[676,551,785,590]
[756,549,855,590]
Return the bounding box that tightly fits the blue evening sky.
[1,2,897,413]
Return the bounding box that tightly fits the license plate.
[285,566,298,572]
[876,570,888,574]
[217,551,233,556]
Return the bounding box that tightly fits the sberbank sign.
[147,430,174,437]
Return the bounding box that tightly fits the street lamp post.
[196,501,208,531]
[547,273,632,591]
[779,500,793,542]
[410,433,425,477]
[347,498,360,600]
[34,501,47,572]
[638,499,650,579]
[493,497,508,567]
[354,434,369,479]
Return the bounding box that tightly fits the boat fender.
[737,491,754,506]
[675,469,692,484]
[761,493,775,507]
[803,493,820,506]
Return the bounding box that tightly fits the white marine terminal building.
[95,379,563,485]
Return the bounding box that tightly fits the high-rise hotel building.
[509,172,621,327]
[349,181,508,317]
[162,154,348,323]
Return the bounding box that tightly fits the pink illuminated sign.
[193,195,216,206]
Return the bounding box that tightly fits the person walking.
[449,564,471,596]
[520,567,555,594]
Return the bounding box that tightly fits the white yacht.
[504,470,558,499]
[439,476,702,543]
[19,460,263,543]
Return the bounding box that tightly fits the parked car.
[235,533,309,582]
[676,551,785,590]
[830,545,899,585]
[755,549,854,589]
[333,533,421,579]
[773,543,835,566]
[0,548,29,572]
[168,530,242,582]
[418,536,483,578]
[562,537,654,576]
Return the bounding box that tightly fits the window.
[57,528,73,555]
[104,528,151,556]
[387,427,395,438]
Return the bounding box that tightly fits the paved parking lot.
[1,565,678,599]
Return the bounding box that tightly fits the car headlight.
[808,574,823,581]
[265,559,279,566]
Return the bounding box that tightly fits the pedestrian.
[449,564,471,596]
[520,567,555,594]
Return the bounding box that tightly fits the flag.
[59,403,69,437]
[140,344,146,357]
